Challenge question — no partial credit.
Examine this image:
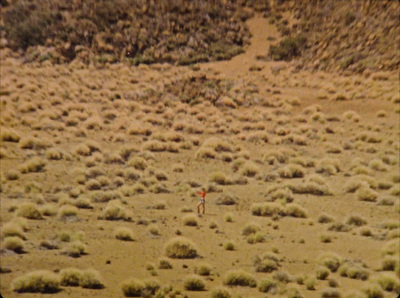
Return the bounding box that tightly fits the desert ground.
[1,7,399,298]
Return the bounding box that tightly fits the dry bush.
[316,266,330,280]
[223,270,257,287]
[19,157,46,173]
[211,286,232,298]
[316,158,341,175]
[128,156,148,170]
[318,214,335,224]
[182,214,198,227]
[79,269,104,289]
[374,273,400,292]
[318,252,343,272]
[321,288,341,298]
[369,159,389,172]
[305,277,316,290]
[40,204,57,216]
[147,224,160,236]
[158,258,173,269]
[289,157,316,168]
[124,168,142,181]
[101,201,132,221]
[272,270,291,283]
[328,222,352,232]
[278,164,306,178]
[121,278,145,297]
[45,148,64,160]
[63,241,86,258]
[215,192,238,205]
[362,283,384,298]
[17,203,42,219]
[202,137,233,153]
[0,147,8,159]
[1,128,21,142]
[196,263,212,276]
[242,223,261,236]
[164,237,198,259]
[356,185,378,202]
[224,213,234,222]
[3,236,25,253]
[57,205,78,220]
[114,227,134,241]
[195,147,217,159]
[251,202,286,217]
[60,268,82,286]
[91,190,122,203]
[338,263,369,281]
[320,234,333,243]
[172,163,184,173]
[223,241,235,251]
[267,187,294,203]
[209,171,232,185]
[253,253,280,273]
[12,270,60,293]
[346,215,367,227]
[141,140,166,152]
[5,169,20,180]
[184,276,205,291]
[257,278,277,293]
[19,137,52,150]
[2,222,26,239]
[285,203,308,218]
[239,161,260,177]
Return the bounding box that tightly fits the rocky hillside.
[269,0,399,73]
[1,0,398,73]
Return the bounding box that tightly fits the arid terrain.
[0,1,399,298]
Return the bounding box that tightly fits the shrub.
[272,270,291,283]
[211,286,232,298]
[305,277,316,290]
[57,205,78,219]
[223,241,235,251]
[5,170,20,180]
[183,276,205,291]
[41,204,57,216]
[196,264,211,276]
[285,203,308,218]
[251,202,286,217]
[46,148,63,160]
[328,222,352,232]
[60,268,82,286]
[4,236,25,253]
[253,255,279,273]
[209,171,232,185]
[79,269,104,289]
[114,227,134,241]
[318,252,343,272]
[12,270,60,293]
[215,192,238,205]
[316,266,330,280]
[242,223,261,236]
[223,270,257,287]
[147,224,160,236]
[320,234,333,243]
[17,203,42,219]
[374,273,400,292]
[164,237,198,259]
[19,157,46,173]
[128,156,148,170]
[102,202,131,221]
[63,241,86,258]
[239,162,260,177]
[121,278,145,297]
[182,214,198,227]
[221,213,233,223]
[321,288,341,298]
[269,35,307,61]
[195,147,217,159]
[286,181,333,196]
[1,128,20,142]
[345,215,368,227]
[2,222,26,239]
[158,258,173,269]
[258,278,277,293]
[318,213,335,224]
[278,164,306,178]
[381,256,399,271]
[362,283,384,298]
[74,198,93,209]
[142,279,160,295]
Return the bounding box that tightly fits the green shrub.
[223,270,257,287]
[183,276,205,291]
[12,270,60,293]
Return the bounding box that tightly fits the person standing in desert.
[197,187,206,215]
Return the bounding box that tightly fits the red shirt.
[197,191,206,199]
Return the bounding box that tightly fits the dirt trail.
[201,15,281,78]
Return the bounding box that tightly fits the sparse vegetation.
[223,270,257,287]
[12,270,60,293]
[164,237,197,259]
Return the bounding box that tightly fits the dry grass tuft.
[12,270,60,293]
[3,236,25,253]
[251,202,286,217]
[318,252,343,272]
[223,270,257,287]
[79,269,104,289]
[60,268,82,286]
[182,214,198,227]
[164,237,198,259]
[183,275,205,291]
[19,157,46,173]
[17,203,42,219]
[101,201,132,221]
[121,278,145,297]
[211,286,232,298]
[114,227,134,241]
